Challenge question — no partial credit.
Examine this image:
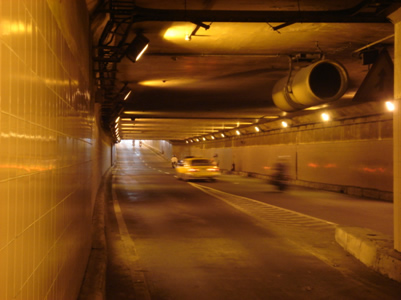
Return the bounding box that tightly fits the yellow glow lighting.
[138,79,197,87]
[124,90,132,100]
[124,111,162,116]
[135,44,148,61]
[236,130,241,135]
[386,101,395,112]
[321,113,330,121]
[1,20,32,36]
[305,104,329,111]
[281,121,288,128]
[164,25,194,40]
[255,126,260,132]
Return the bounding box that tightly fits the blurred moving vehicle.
[270,159,289,191]
[176,157,220,181]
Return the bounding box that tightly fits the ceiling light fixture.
[255,126,260,132]
[236,130,241,136]
[126,34,149,63]
[124,90,132,100]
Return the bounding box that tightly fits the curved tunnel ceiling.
[88,0,400,142]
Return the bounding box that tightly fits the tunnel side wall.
[0,1,112,299]
[165,114,393,201]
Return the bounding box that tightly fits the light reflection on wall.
[307,163,338,168]
[0,1,94,299]
[362,167,386,173]
[0,20,33,35]
[308,162,386,173]
[0,163,55,172]
[164,25,195,40]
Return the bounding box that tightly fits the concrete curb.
[335,226,401,283]
[78,169,111,300]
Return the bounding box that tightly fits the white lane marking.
[188,182,337,228]
[112,175,152,300]
[187,183,346,272]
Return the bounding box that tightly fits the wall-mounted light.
[280,119,293,128]
[126,34,149,63]
[321,112,330,121]
[386,101,395,112]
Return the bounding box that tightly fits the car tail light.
[188,168,199,172]
[207,167,219,172]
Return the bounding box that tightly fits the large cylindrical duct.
[272,59,348,112]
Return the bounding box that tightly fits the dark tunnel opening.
[309,63,342,99]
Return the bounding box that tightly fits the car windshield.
[191,159,212,166]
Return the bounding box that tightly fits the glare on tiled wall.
[0,1,94,299]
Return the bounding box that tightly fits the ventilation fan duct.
[272,60,348,112]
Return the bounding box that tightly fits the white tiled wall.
[0,1,103,299]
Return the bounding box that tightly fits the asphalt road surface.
[105,143,400,299]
